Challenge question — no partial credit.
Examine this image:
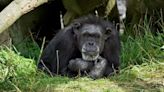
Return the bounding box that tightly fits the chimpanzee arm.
[68,58,94,72]
[68,57,109,79]
[103,24,120,76]
[38,26,78,75]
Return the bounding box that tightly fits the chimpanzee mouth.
[82,52,99,61]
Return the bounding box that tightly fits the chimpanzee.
[38,14,120,79]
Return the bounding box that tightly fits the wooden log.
[0,0,48,34]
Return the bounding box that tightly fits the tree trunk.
[0,0,48,34]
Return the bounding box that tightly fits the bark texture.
[0,0,48,34]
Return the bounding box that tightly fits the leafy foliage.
[0,47,36,81]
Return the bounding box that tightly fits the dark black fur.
[38,15,120,78]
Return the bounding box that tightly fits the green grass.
[121,31,163,68]
[0,13,164,91]
[0,46,163,92]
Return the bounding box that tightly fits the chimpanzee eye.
[82,33,90,37]
[93,34,100,38]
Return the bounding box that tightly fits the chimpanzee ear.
[72,22,81,35]
[104,27,112,40]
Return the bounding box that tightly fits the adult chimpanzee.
[38,14,120,79]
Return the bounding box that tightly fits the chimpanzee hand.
[68,58,94,72]
[89,56,107,79]
[68,56,108,79]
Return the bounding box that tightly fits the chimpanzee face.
[73,23,111,61]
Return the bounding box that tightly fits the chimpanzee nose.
[88,42,94,46]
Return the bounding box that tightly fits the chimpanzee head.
[72,15,113,61]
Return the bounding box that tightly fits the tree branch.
[0,0,48,34]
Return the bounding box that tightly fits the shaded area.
[31,0,66,46]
